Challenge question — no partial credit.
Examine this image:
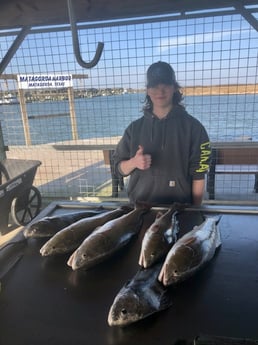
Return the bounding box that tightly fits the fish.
[158,216,221,286]
[107,261,172,327]
[67,204,150,270]
[39,206,132,256]
[138,203,182,268]
[23,209,107,238]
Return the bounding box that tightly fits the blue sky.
[1,11,258,89]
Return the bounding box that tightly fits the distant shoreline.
[0,84,257,104]
[182,84,258,96]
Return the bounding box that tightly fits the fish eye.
[121,309,127,315]
[150,252,155,257]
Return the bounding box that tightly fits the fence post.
[67,86,78,140]
[18,87,31,145]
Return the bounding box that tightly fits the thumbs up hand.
[133,145,152,170]
[118,145,152,176]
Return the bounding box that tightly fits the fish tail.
[119,204,134,213]
[173,202,189,212]
[204,215,222,248]
[134,200,152,211]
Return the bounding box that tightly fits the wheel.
[11,186,42,226]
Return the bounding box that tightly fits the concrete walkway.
[5,139,258,203]
[6,143,115,199]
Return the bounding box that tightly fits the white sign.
[17,74,73,89]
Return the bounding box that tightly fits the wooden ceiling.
[0,0,258,29]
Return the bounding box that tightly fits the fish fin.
[159,291,173,310]
[215,224,222,249]
[215,215,222,227]
[124,279,132,288]
[155,282,173,310]
[184,236,197,246]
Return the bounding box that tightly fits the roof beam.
[234,2,258,31]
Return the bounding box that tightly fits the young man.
[113,61,211,205]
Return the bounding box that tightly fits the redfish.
[138,204,181,268]
[159,217,221,286]
[39,206,132,256]
[23,209,106,238]
[67,204,150,270]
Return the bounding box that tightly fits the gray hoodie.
[113,105,211,204]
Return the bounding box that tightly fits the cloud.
[158,30,239,52]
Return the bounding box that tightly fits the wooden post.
[18,87,31,145]
[0,121,6,161]
[67,86,78,140]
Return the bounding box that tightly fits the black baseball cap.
[146,61,176,88]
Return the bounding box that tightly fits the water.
[1,93,258,145]
[184,94,258,142]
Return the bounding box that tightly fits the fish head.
[162,241,202,286]
[71,233,113,270]
[108,286,147,326]
[39,235,74,256]
[23,224,41,238]
[40,240,57,256]
[24,220,50,238]
[139,228,169,268]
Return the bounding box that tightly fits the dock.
[5,138,122,201]
[4,137,258,204]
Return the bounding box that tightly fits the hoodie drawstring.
[151,116,154,142]
[161,118,167,150]
[151,115,167,150]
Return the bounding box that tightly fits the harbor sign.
[17,74,73,89]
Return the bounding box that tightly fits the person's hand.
[133,145,151,170]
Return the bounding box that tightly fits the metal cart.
[0,158,42,234]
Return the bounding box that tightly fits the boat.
[0,93,19,105]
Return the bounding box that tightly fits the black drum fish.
[108,261,172,327]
